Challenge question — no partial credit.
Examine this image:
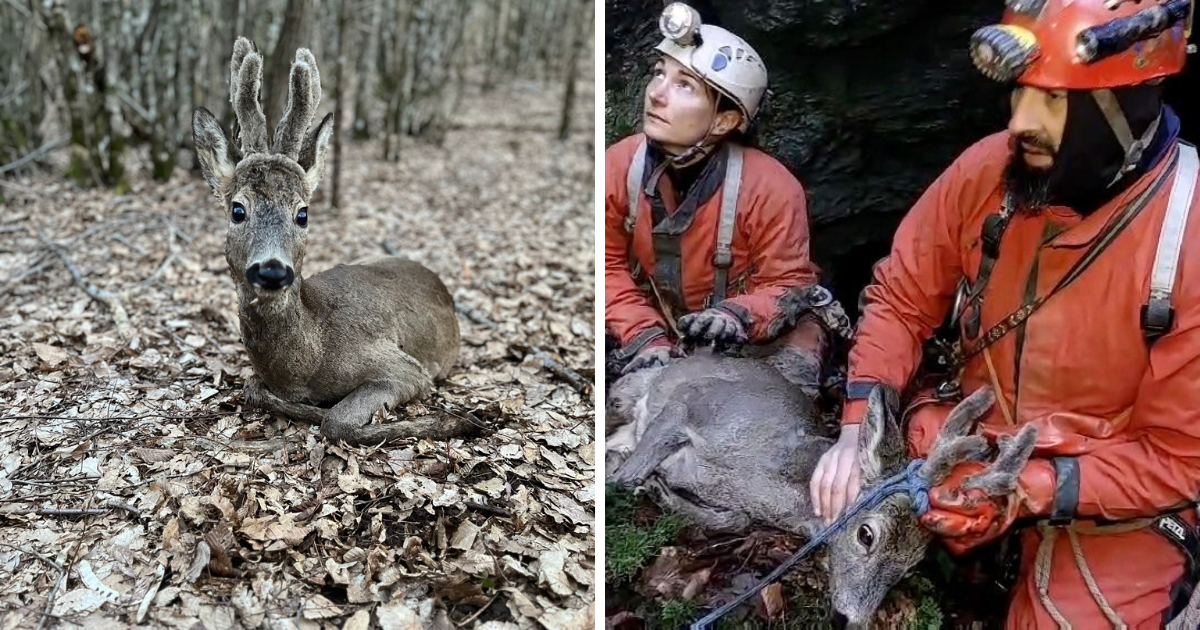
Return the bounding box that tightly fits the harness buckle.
[1141,295,1175,341]
[712,245,732,269]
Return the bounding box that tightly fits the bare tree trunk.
[482,0,502,92]
[264,0,311,133]
[352,0,380,140]
[0,1,48,173]
[217,0,240,127]
[558,0,587,140]
[332,0,348,209]
[46,0,128,193]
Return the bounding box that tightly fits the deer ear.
[298,112,333,194]
[858,385,905,483]
[192,107,234,198]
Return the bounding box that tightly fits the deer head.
[824,385,1036,626]
[192,37,333,304]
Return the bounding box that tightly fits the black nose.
[246,259,294,290]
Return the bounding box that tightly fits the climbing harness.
[688,459,932,630]
[933,141,1194,402]
[624,139,743,309]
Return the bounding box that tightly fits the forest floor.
[0,75,596,630]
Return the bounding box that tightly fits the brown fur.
[192,37,469,445]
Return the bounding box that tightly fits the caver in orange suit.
[605,133,829,390]
[844,0,1200,627]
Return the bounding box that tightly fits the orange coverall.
[604,133,825,367]
[844,131,1200,627]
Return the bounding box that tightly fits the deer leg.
[244,375,328,425]
[609,401,689,487]
[642,476,752,533]
[320,366,478,445]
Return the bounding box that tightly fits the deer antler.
[917,386,995,485]
[231,37,268,156]
[228,37,322,162]
[962,424,1038,496]
[273,48,321,160]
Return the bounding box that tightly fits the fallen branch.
[510,344,592,394]
[36,229,131,335]
[0,134,68,175]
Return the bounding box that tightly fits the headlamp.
[660,2,702,47]
[1075,0,1191,63]
[970,24,1041,82]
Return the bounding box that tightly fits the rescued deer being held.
[192,38,470,445]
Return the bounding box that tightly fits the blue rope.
[688,459,930,630]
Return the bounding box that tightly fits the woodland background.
[0,1,597,629]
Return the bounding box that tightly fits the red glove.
[919,461,1020,554]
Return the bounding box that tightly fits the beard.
[1002,132,1055,215]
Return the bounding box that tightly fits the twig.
[511,344,592,394]
[455,304,497,328]
[8,426,114,480]
[0,542,63,572]
[36,229,131,334]
[123,461,252,489]
[1,0,31,20]
[136,220,180,287]
[101,497,142,517]
[0,411,242,423]
[464,501,512,518]
[9,479,95,488]
[0,134,69,175]
[116,91,153,123]
[456,592,501,627]
[109,233,148,256]
[5,508,110,516]
[0,542,64,630]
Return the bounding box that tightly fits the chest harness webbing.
[624,139,744,312]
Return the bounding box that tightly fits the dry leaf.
[33,343,68,366]
[343,610,371,630]
[302,594,343,619]
[377,600,422,630]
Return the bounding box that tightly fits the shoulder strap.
[710,145,743,305]
[625,138,647,233]
[1143,142,1199,341]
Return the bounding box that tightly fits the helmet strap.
[667,97,724,168]
[1092,88,1160,187]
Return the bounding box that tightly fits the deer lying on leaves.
[191,38,473,445]
[606,353,1037,626]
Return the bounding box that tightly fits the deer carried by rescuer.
[607,354,1037,626]
[191,38,473,445]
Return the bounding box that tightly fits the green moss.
[65,147,93,187]
[605,484,686,585]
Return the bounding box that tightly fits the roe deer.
[606,353,1036,626]
[191,38,474,445]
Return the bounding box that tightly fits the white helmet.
[654,3,768,132]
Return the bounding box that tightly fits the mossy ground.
[605,483,1009,630]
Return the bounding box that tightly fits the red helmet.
[970,0,1194,89]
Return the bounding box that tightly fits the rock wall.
[605,0,1199,317]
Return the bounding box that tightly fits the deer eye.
[231,202,246,223]
[857,524,875,549]
[296,207,308,227]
